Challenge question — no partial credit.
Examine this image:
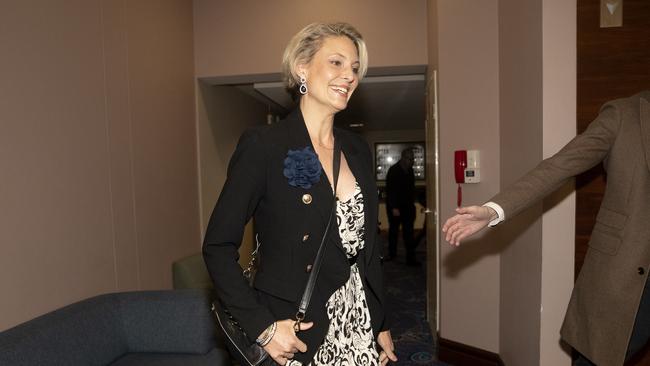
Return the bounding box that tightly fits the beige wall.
[193,0,428,78]
[498,1,575,365]
[498,0,544,364]
[431,0,576,363]
[426,0,439,71]
[539,1,575,365]
[0,0,198,330]
[435,0,501,352]
[196,83,267,264]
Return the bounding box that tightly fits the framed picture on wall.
[375,142,425,181]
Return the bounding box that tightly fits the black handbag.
[211,141,342,366]
[211,297,271,365]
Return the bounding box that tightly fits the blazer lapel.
[284,109,345,255]
[640,94,650,173]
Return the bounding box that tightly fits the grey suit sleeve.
[491,102,621,219]
[202,128,275,342]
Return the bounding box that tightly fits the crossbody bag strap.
[294,138,342,331]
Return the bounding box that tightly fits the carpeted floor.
[380,231,451,366]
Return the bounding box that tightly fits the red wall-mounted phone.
[454,150,467,206]
[454,150,468,184]
[454,150,481,206]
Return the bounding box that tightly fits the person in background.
[385,148,419,266]
[442,91,650,366]
[203,22,396,366]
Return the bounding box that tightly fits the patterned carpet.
[380,232,451,366]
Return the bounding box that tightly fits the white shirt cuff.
[483,202,505,227]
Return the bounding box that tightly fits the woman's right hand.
[263,319,313,365]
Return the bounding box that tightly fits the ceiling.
[235,74,426,132]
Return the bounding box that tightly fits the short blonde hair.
[282,22,368,95]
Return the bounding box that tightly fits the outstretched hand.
[442,206,496,246]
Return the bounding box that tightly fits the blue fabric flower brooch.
[283,147,322,189]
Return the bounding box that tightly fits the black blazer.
[203,108,388,363]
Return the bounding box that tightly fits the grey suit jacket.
[491,91,650,366]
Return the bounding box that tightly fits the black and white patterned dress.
[288,182,380,366]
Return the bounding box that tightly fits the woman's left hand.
[377,330,397,365]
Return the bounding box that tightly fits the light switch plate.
[601,0,623,28]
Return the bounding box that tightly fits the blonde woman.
[204,22,397,365]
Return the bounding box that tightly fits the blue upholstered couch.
[0,289,230,366]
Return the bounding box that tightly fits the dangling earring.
[299,76,308,95]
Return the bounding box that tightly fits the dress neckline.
[337,181,361,205]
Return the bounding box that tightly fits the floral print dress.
[288,182,379,366]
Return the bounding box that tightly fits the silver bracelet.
[256,321,277,347]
